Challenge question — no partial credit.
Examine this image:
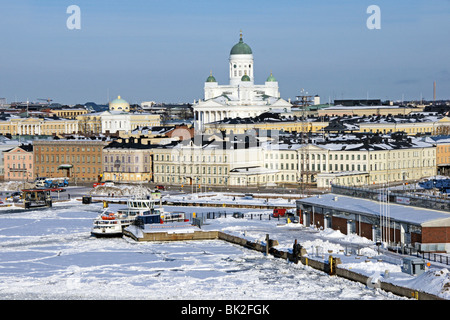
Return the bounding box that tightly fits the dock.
[122,223,444,301]
[123,224,219,242]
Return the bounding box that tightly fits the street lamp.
[114,158,121,183]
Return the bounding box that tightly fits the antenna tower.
[296,89,313,195]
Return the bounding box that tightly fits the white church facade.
[193,32,292,132]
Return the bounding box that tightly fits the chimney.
[434,81,436,102]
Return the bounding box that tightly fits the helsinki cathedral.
[193,31,292,132]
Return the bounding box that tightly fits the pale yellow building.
[102,138,154,183]
[152,138,270,187]
[49,108,88,119]
[318,105,425,117]
[264,135,436,189]
[0,117,78,136]
[358,116,450,136]
[205,119,328,134]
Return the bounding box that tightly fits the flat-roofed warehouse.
[296,193,450,253]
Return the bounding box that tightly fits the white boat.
[90,210,126,237]
[117,197,162,218]
[91,197,166,237]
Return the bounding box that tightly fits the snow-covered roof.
[297,193,450,227]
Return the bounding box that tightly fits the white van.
[35,177,47,187]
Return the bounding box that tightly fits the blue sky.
[0,0,449,105]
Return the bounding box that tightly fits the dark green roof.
[230,34,252,55]
[266,72,277,82]
[241,74,251,81]
[206,74,216,82]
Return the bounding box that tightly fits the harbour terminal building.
[296,187,450,253]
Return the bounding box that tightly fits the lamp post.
[114,158,121,183]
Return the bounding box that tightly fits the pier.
[123,224,444,301]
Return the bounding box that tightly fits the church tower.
[229,31,254,86]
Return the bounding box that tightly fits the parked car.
[6,191,22,202]
[93,180,114,188]
[155,185,165,190]
[35,177,47,187]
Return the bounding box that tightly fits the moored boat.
[90,210,125,237]
[91,196,171,237]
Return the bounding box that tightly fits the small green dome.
[206,71,216,82]
[230,32,252,55]
[241,74,251,82]
[266,72,277,82]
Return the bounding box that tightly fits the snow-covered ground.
[0,193,448,300]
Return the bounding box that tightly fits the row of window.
[35,166,101,174]
[36,155,101,163]
[6,163,32,169]
[35,146,102,152]
[154,154,228,162]
[5,155,32,161]
[332,170,433,185]
[266,150,434,161]
[265,160,435,172]
[105,166,147,173]
[154,165,228,175]
[104,155,149,163]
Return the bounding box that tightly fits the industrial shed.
[296,193,450,253]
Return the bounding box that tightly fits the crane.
[37,98,53,104]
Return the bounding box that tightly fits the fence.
[204,211,283,221]
[331,184,450,212]
[402,246,450,266]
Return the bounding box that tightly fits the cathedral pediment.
[268,98,292,108]
[195,99,225,108]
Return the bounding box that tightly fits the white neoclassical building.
[77,96,160,135]
[193,32,292,132]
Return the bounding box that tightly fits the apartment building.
[204,112,328,135]
[3,144,34,181]
[317,105,425,117]
[33,138,109,182]
[147,131,436,188]
[263,132,436,188]
[358,116,450,136]
[102,137,154,183]
[49,108,88,119]
[152,135,268,187]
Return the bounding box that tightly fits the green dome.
[266,72,277,82]
[230,32,252,55]
[241,74,251,82]
[206,71,216,82]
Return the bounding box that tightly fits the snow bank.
[0,181,35,191]
[405,268,450,298]
[89,184,155,197]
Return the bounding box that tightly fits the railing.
[419,252,450,266]
[331,184,450,212]
[399,244,450,266]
